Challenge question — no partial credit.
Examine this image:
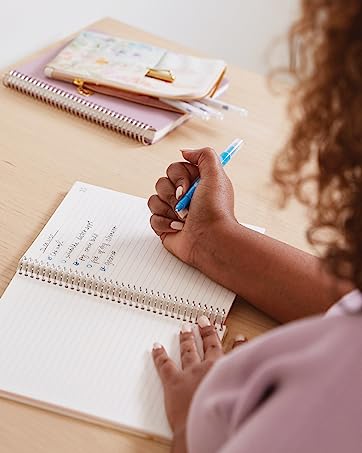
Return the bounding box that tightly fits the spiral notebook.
[0,182,237,441]
[2,45,188,145]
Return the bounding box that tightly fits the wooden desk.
[0,18,310,453]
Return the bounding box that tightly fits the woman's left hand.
[152,316,247,448]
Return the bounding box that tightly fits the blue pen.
[175,138,244,217]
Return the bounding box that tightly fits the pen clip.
[146,68,175,83]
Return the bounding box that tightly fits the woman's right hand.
[147,147,237,268]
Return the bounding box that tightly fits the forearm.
[194,221,353,322]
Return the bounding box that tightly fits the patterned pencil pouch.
[45,30,226,101]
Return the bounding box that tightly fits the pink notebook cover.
[16,45,184,131]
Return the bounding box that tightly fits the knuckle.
[181,349,194,360]
[190,363,206,377]
[200,147,220,168]
[147,194,158,210]
[155,177,176,206]
[207,344,218,350]
[201,147,218,161]
[165,191,176,206]
[155,177,168,192]
[162,202,175,218]
[200,325,217,338]
[175,177,186,189]
[156,354,169,368]
[205,341,220,354]
[202,146,215,154]
[166,162,181,177]
[180,332,194,343]
[150,215,161,234]
[180,343,195,357]
[180,344,194,357]
[166,206,176,218]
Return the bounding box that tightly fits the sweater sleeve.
[187,313,362,453]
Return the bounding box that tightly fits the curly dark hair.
[273,0,362,289]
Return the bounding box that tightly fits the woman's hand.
[148,147,237,267]
[152,316,247,452]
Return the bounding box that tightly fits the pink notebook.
[2,45,189,145]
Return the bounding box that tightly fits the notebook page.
[23,182,235,316]
[0,274,186,439]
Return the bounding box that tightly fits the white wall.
[0,0,299,73]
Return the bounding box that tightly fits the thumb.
[181,147,222,179]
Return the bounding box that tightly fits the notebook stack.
[3,46,188,145]
[2,31,228,145]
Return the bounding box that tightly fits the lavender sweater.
[187,290,362,452]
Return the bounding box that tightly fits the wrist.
[191,217,241,272]
[171,425,188,453]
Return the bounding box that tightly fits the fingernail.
[181,323,192,333]
[198,315,211,328]
[177,208,188,219]
[153,342,162,350]
[180,148,198,152]
[176,186,183,200]
[170,221,184,231]
[234,334,248,343]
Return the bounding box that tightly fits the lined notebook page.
[24,182,235,314]
[0,274,185,439]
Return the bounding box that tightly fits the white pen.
[201,98,249,116]
[160,98,210,120]
[189,100,224,119]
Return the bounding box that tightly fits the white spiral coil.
[17,258,226,329]
[3,70,153,145]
